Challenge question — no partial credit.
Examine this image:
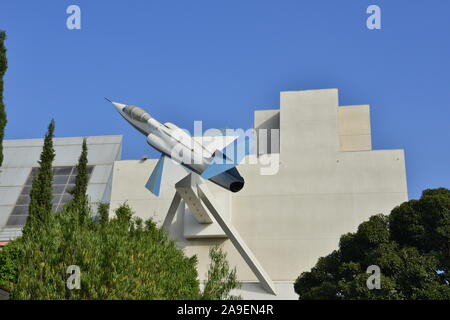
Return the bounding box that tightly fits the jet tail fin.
[145,154,190,196]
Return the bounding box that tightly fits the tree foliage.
[24,119,55,235]
[202,245,241,300]
[68,138,89,223]
[11,203,201,299]
[0,30,7,166]
[8,201,240,299]
[0,239,20,290]
[294,188,450,300]
[97,202,110,225]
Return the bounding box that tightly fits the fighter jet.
[109,100,252,196]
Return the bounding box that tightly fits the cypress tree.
[97,203,109,225]
[24,120,55,234]
[69,138,89,223]
[0,31,8,167]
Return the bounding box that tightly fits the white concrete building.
[0,135,122,243]
[108,89,408,299]
[0,89,408,299]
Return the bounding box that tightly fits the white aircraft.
[109,99,252,196]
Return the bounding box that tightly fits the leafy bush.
[11,203,201,299]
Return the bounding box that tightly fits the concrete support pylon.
[176,174,214,224]
[162,191,182,232]
[163,174,277,296]
[197,182,277,296]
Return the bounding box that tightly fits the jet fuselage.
[112,102,244,192]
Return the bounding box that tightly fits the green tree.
[68,138,89,223]
[201,245,241,300]
[294,188,450,300]
[0,239,20,291]
[97,202,110,225]
[24,119,55,235]
[0,30,8,166]
[9,201,242,299]
[12,203,201,299]
[389,188,450,275]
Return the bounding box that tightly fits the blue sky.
[0,0,448,200]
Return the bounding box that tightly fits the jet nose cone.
[112,102,126,113]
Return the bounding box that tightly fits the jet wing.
[193,132,238,157]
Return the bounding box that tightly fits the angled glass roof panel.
[52,185,65,194]
[53,175,69,184]
[16,195,30,205]
[53,167,73,175]
[6,215,27,227]
[11,206,28,216]
[8,165,96,229]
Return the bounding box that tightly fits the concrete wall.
[254,109,280,155]
[338,105,372,151]
[109,89,408,299]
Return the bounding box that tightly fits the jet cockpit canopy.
[124,105,151,123]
